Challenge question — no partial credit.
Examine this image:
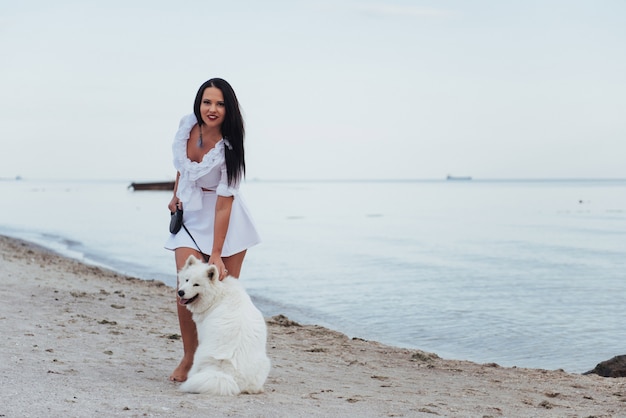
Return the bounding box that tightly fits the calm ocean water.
[2,178,625,373]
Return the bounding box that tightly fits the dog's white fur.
[177,255,270,395]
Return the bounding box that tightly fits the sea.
[1,178,625,374]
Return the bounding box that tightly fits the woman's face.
[199,86,226,128]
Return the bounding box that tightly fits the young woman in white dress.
[164,78,261,382]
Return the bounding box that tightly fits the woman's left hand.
[209,255,228,280]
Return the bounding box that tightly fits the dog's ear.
[207,265,219,281]
[184,255,199,268]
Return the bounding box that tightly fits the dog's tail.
[180,370,240,396]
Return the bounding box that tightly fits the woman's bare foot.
[169,357,193,382]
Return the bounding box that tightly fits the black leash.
[182,223,210,263]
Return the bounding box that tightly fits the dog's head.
[177,255,220,313]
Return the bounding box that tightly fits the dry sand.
[1,235,625,417]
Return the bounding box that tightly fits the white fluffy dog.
[176,255,270,395]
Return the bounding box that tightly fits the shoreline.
[1,234,625,417]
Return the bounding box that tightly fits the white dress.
[164,114,261,257]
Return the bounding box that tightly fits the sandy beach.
[1,235,625,417]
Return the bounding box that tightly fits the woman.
[164,78,261,382]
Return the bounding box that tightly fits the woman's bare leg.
[223,250,246,279]
[169,248,247,382]
[169,247,201,382]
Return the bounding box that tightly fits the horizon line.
[3,176,626,183]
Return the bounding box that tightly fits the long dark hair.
[193,78,245,186]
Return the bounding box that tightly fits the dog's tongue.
[178,299,189,305]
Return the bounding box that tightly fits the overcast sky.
[1,0,625,181]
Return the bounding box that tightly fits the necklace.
[197,124,204,148]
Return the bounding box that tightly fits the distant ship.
[446,175,472,181]
[128,181,175,191]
